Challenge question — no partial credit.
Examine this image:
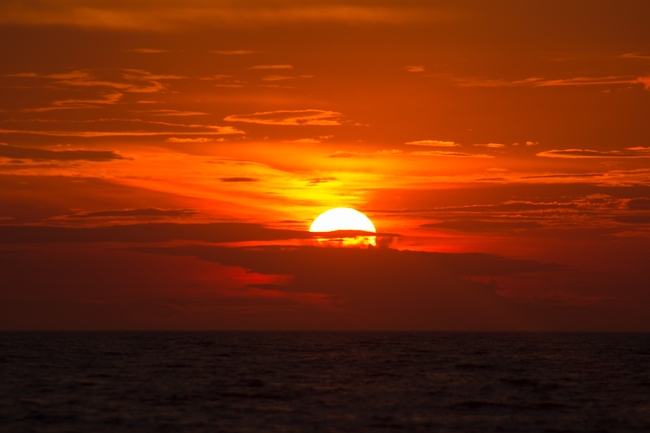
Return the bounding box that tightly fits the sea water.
[1,332,649,432]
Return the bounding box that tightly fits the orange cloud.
[442,74,650,90]
[537,148,650,159]
[406,66,425,72]
[224,110,343,126]
[251,65,293,70]
[165,137,225,143]
[0,2,452,30]
[125,48,169,53]
[405,140,460,147]
[474,143,506,148]
[210,50,258,55]
[0,143,125,162]
[329,149,491,158]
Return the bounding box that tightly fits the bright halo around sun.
[309,208,377,247]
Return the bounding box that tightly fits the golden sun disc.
[309,208,376,233]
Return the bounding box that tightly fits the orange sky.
[1,0,650,330]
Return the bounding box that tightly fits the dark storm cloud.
[0,223,311,244]
[0,143,125,162]
[68,208,198,218]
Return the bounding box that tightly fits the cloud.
[251,65,293,70]
[537,148,650,159]
[224,109,343,126]
[474,143,506,148]
[23,92,124,112]
[637,75,650,90]
[210,50,258,55]
[0,128,242,138]
[329,149,491,158]
[200,74,231,80]
[307,177,337,185]
[0,144,125,162]
[422,220,543,232]
[10,68,189,112]
[627,198,650,210]
[220,177,259,182]
[125,48,169,53]
[0,2,452,31]
[124,244,565,329]
[405,140,460,147]
[165,137,224,143]
[287,138,321,144]
[406,66,425,73]
[526,141,538,146]
[262,75,295,82]
[136,109,208,116]
[68,208,197,218]
[410,151,492,158]
[328,150,401,158]
[0,223,311,244]
[1,118,244,138]
[621,53,650,60]
[438,74,650,91]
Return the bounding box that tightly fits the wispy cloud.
[165,137,225,143]
[405,140,460,147]
[23,92,123,112]
[474,143,506,148]
[68,208,196,218]
[210,50,258,55]
[0,127,242,138]
[251,65,293,70]
[537,148,650,159]
[620,53,650,60]
[9,68,187,112]
[134,109,208,117]
[329,149,491,158]
[125,48,169,54]
[220,177,259,182]
[200,74,231,80]
[287,138,321,144]
[411,150,492,158]
[0,143,125,162]
[439,74,650,90]
[406,66,425,73]
[0,2,453,30]
[224,109,343,126]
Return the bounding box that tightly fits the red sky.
[1,0,650,330]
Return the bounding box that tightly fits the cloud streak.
[537,148,650,159]
[329,149,492,158]
[405,140,460,147]
[225,110,343,126]
[0,143,125,162]
[0,1,453,30]
[68,208,197,218]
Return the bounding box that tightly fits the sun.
[309,208,376,233]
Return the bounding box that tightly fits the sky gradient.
[2,0,650,330]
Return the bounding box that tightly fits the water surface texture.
[1,332,650,432]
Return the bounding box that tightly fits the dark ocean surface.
[1,332,650,432]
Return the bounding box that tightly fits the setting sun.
[309,208,376,233]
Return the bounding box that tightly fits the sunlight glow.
[309,208,376,233]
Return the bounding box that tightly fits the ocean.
[1,332,649,432]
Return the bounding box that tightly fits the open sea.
[1,332,650,432]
